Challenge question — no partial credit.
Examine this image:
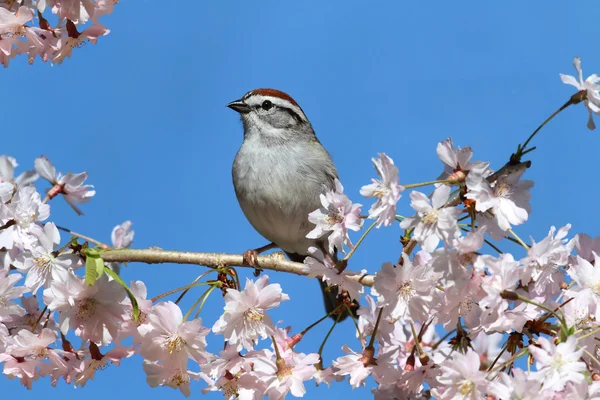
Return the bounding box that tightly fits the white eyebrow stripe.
[245,94,307,122]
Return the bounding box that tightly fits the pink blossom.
[34,155,96,215]
[306,179,362,254]
[138,301,212,365]
[0,273,28,323]
[107,221,135,274]
[560,57,600,130]
[0,155,37,187]
[372,258,440,322]
[0,6,34,35]
[521,224,574,298]
[304,247,365,301]
[52,22,110,65]
[253,349,319,399]
[438,272,483,329]
[436,137,475,177]
[573,233,600,263]
[43,271,127,344]
[400,185,462,252]
[489,369,547,400]
[74,346,135,387]
[477,254,521,310]
[529,336,586,391]
[201,371,265,400]
[143,360,201,397]
[568,253,600,310]
[112,220,134,248]
[466,167,533,233]
[118,280,153,343]
[201,345,258,380]
[212,275,289,351]
[0,185,50,250]
[332,345,397,389]
[360,153,404,227]
[432,227,485,286]
[13,222,81,293]
[432,349,488,399]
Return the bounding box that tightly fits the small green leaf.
[104,266,140,322]
[85,254,105,286]
[85,248,100,258]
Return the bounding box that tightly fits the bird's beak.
[227,99,251,114]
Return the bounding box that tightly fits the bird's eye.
[261,100,273,110]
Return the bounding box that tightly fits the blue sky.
[4,1,600,398]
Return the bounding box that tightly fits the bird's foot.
[243,243,277,276]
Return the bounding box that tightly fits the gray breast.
[232,137,337,255]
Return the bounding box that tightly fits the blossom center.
[458,253,475,267]
[16,213,35,229]
[164,334,186,354]
[372,181,390,198]
[458,297,474,316]
[551,353,566,372]
[459,379,475,395]
[244,307,264,322]
[34,254,54,273]
[421,209,439,225]
[222,379,239,398]
[494,182,514,198]
[76,298,97,320]
[169,369,190,388]
[325,205,344,225]
[397,281,416,302]
[31,347,49,360]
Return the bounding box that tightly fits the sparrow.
[228,88,356,320]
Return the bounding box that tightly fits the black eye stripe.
[281,107,303,123]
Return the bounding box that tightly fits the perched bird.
[228,88,356,320]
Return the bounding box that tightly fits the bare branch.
[99,248,375,287]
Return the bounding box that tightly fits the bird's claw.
[243,249,263,276]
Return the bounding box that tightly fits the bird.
[227,88,357,321]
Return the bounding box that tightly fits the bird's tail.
[286,251,358,322]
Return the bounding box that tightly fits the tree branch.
[99,248,375,287]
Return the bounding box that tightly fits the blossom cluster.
[1,57,600,399]
[0,0,117,67]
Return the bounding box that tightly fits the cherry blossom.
[521,224,574,298]
[568,253,600,310]
[43,272,127,344]
[360,153,404,227]
[488,369,549,400]
[304,247,365,301]
[529,336,586,392]
[573,233,600,263]
[400,185,462,252]
[107,220,135,273]
[307,179,362,254]
[212,275,289,351]
[561,56,600,130]
[372,258,440,322]
[74,346,135,387]
[0,155,37,187]
[143,360,201,397]
[35,155,95,215]
[0,185,50,250]
[0,273,28,323]
[138,301,212,365]
[253,349,320,399]
[13,222,80,293]
[466,166,533,233]
[431,349,488,400]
